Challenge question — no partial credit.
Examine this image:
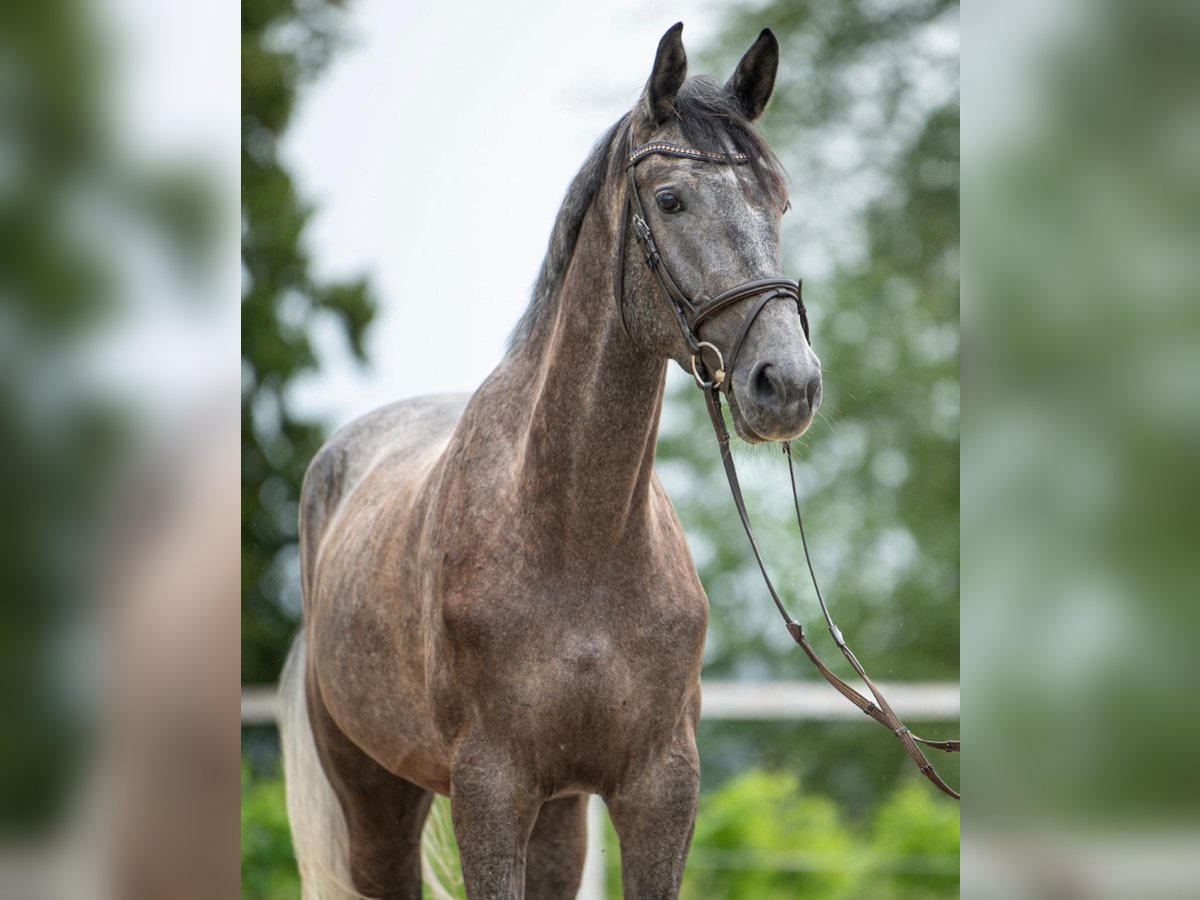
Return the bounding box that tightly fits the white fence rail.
[243,681,959,899]
[242,680,959,726]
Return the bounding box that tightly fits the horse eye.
[656,190,683,214]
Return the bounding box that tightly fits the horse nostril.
[805,374,821,410]
[751,362,785,411]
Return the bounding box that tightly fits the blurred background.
[962,0,1200,896]
[241,0,959,897]
[1,0,239,896]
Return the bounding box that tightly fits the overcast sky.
[284,0,729,428]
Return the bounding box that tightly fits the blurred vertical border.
[0,0,239,897]
[964,0,1200,895]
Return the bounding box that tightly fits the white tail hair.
[280,632,366,899]
[279,631,464,899]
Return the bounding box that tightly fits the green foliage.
[674,772,957,900]
[865,781,960,899]
[606,771,958,899]
[241,762,301,900]
[242,0,377,683]
[683,770,857,899]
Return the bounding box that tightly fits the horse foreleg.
[606,738,700,900]
[449,746,541,900]
[523,794,588,900]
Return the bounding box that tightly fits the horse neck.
[504,189,667,551]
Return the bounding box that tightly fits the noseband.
[621,127,961,800]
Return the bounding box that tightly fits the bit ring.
[691,341,726,390]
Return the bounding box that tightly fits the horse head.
[620,23,822,443]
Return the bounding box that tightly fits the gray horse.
[280,23,820,900]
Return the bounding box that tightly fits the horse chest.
[436,571,708,744]
[440,564,707,665]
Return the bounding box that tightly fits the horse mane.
[506,117,623,351]
[506,76,787,351]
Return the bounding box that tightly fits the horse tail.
[279,631,367,899]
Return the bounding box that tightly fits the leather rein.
[622,128,961,800]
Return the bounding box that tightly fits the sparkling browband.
[626,141,750,168]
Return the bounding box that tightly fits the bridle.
[621,126,962,800]
[621,136,807,394]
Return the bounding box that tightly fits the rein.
[623,129,961,800]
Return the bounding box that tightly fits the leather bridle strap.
[690,277,808,340]
[622,126,961,800]
[702,386,961,800]
[628,195,701,355]
[724,291,774,382]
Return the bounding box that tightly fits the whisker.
[815,408,837,435]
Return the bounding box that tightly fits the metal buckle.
[632,215,661,267]
[691,341,726,390]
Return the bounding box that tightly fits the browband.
[626,141,750,169]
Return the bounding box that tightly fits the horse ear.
[640,22,688,127]
[725,28,779,121]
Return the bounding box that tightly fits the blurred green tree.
[242,0,376,683]
[0,0,220,831]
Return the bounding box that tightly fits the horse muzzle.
[729,337,821,443]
